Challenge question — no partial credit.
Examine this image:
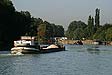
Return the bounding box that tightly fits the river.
[0,45,112,75]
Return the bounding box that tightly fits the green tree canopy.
[66,21,87,39]
[105,27,112,41]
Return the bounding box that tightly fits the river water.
[0,45,112,75]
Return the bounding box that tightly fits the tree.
[43,21,53,39]
[27,17,43,36]
[93,24,112,41]
[88,15,92,27]
[20,11,31,36]
[86,15,95,39]
[0,0,15,14]
[0,0,33,50]
[95,8,100,28]
[54,25,64,37]
[93,27,106,41]
[38,23,46,43]
[0,0,65,50]
[74,28,85,40]
[105,27,112,41]
[0,0,15,50]
[91,17,94,26]
[66,21,87,39]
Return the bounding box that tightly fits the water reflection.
[86,45,100,55]
[87,48,100,55]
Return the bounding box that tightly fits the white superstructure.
[11,36,39,54]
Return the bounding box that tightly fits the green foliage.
[37,21,65,43]
[66,20,112,41]
[93,24,112,41]
[38,24,46,38]
[27,17,43,36]
[66,8,112,41]
[88,15,94,27]
[85,15,95,39]
[66,21,87,40]
[0,0,15,13]
[95,8,100,28]
[0,0,16,50]
[93,27,106,40]
[54,25,64,37]
[74,28,85,40]
[105,27,112,41]
[0,0,65,50]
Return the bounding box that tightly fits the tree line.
[0,0,112,50]
[0,0,64,50]
[66,8,112,41]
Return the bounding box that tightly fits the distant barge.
[11,36,65,55]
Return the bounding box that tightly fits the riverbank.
[58,40,112,45]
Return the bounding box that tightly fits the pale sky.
[11,0,112,30]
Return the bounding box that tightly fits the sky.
[11,0,112,30]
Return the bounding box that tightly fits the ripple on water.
[0,45,112,75]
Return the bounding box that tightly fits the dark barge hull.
[21,50,39,54]
[39,47,65,53]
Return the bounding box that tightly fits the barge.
[11,36,39,54]
[11,36,66,54]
